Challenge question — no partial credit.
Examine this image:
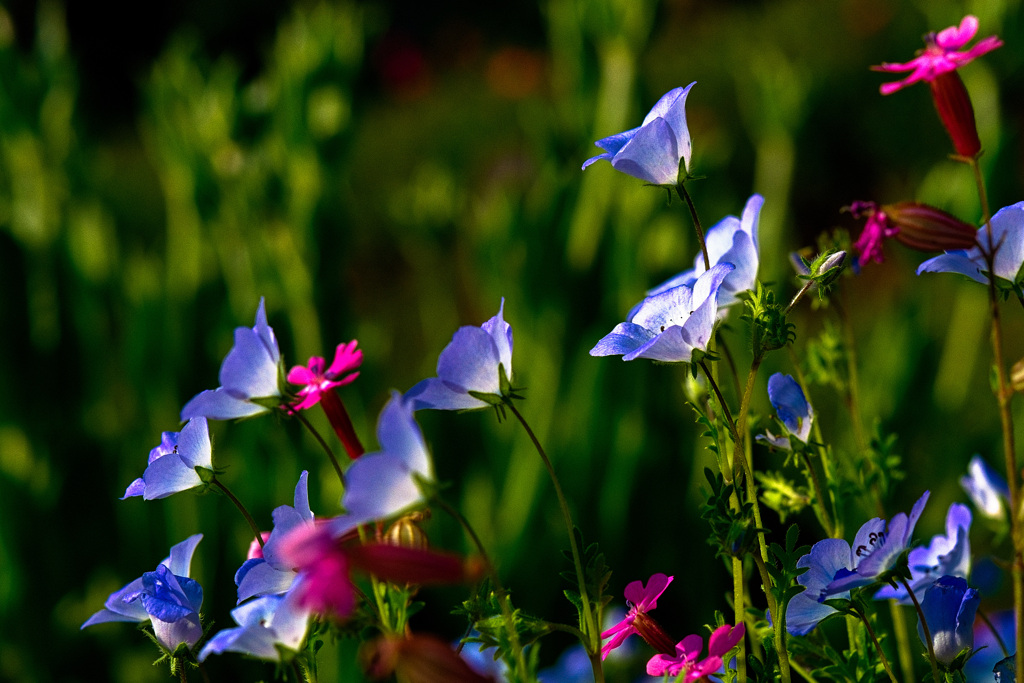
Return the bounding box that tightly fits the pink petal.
[707,623,745,657]
[623,573,674,610]
[935,16,978,50]
[287,365,318,386]
[326,341,363,378]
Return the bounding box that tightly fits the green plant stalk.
[735,358,769,564]
[855,607,898,683]
[676,183,711,271]
[969,157,1022,681]
[888,599,915,683]
[799,451,834,538]
[505,401,602,681]
[291,409,346,486]
[434,496,530,682]
[901,578,940,682]
[733,555,747,682]
[835,292,868,455]
[211,477,265,549]
[751,553,791,683]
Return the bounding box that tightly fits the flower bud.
[361,634,494,683]
[929,70,981,158]
[885,202,977,252]
[385,511,431,550]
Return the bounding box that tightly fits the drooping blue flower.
[756,373,813,450]
[405,299,513,411]
[82,535,204,651]
[648,194,764,307]
[236,471,314,603]
[917,575,980,667]
[330,391,434,535]
[582,83,696,186]
[995,655,1017,683]
[199,591,311,662]
[822,491,930,597]
[122,418,213,500]
[590,263,734,363]
[181,298,284,421]
[917,201,1024,285]
[786,539,856,635]
[876,503,971,604]
[961,455,1010,520]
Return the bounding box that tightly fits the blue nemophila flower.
[122,418,213,500]
[918,575,980,667]
[786,539,856,635]
[918,201,1024,285]
[591,263,734,363]
[199,592,311,663]
[822,491,930,597]
[876,503,971,604]
[756,373,813,450]
[181,298,285,421]
[330,392,434,534]
[648,194,764,307]
[82,535,204,651]
[236,472,314,603]
[582,83,696,186]
[405,299,513,411]
[961,454,1010,520]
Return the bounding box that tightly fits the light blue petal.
[82,607,145,628]
[252,298,281,366]
[375,392,431,477]
[916,252,986,282]
[267,586,312,651]
[625,325,696,362]
[767,373,812,441]
[630,284,695,332]
[236,561,296,602]
[436,326,501,395]
[122,478,145,499]
[593,127,641,154]
[611,117,679,186]
[480,298,513,379]
[220,326,280,399]
[165,534,203,578]
[643,83,695,173]
[961,455,1009,518]
[590,322,655,358]
[140,453,202,500]
[987,202,1024,281]
[176,417,212,470]
[341,451,424,523]
[581,151,614,171]
[405,377,489,411]
[151,613,203,651]
[181,388,267,421]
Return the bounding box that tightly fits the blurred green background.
[3,0,1024,680]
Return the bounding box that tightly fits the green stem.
[735,357,769,564]
[978,608,1010,657]
[855,607,898,683]
[290,409,345,486]
[700,360,739,439]
[732,555,747,682]
[784,279,815,315]
[970,157,1022,682]
[211,477,264,549]
[751,553,791,683]
[434,496,530,682]
[888,599,915,683]
[790,659,818,682]
[836,292,868,455]
[505,401,602,680]
[717,334,744,405]
[799,451,834,538]
[676,183,711,271]
[901,578,940,683]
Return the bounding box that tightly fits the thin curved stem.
[855,607,898,683]
[901,578,940,682]
[700,360,738,440]
[211,477,264,549]
[887,599,915,683]
[290,409,345,486]
[979,608,1010,657]
[505,401,602,683]
[735,358,769,564]
[751,553,791,683]
[676,183,711,271]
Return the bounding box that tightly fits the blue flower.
[405,299,513,411]
[918,201,1024,285]
[786,539,856,635]
[582,83,696,186]
[961,455,1010,520]
[330,391,434,535]
[181,298,284,420]
[648,194,764,307]
[875,503,971,604]
[199,592,311,662]
[122,418,213,500]
[917,575,979,667]
[822,491,930,597]
[82,535,204,651]
[236,472,314,603]
[756,373,813,450]
[590,263,734,363]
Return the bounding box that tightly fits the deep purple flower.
[406,300,513,411]
[591,264,734,363]
[582,84,696,186]
[181,298,285,420]
[123,418,213,500]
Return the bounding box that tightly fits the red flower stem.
[211,477,264,549]
[969,156,1023,681]
[320,390,365,460]
[290,408,345,486]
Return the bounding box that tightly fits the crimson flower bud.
[929,70,981,158]
[361,634,495,683]
[885,201,978,252]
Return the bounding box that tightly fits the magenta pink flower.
[874,15,1002,95]
[850,202,899,266]
[646,623,745,681]
[287,341,362,410]
[601,573,674,659]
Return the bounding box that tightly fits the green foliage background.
[2,0,1024,680]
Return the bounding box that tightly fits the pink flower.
[246,532,272,560]
[601,573,674,659]
[874,16,1002,95]
[850,202,899,266]
[646,623,745,681]
[287,341,362,410]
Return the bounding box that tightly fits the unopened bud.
[885,202,977,252]
[930,70,981,158]
[631,611,677,656]
[361,634,494,683]
[1011,358,1024,393]
[385,511,431,550]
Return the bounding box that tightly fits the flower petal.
[611,117,679,186]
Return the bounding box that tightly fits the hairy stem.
[855,607,898,683]
[751,553,791,683]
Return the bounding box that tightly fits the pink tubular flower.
[646,623,745,681]
[288,341,362,410]
[874,16,1002,95]
[601,573,675,659]
[850,202,899,266]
